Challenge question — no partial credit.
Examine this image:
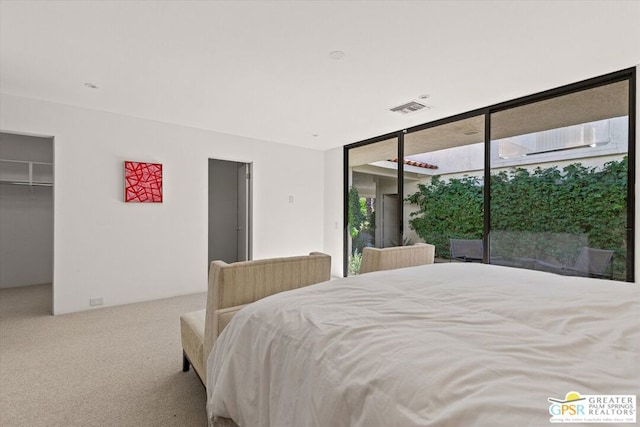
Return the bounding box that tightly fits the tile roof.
[389,158,438,170]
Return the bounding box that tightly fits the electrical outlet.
[90,297,104,307]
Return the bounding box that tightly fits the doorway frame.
[0,130,55,314]
[207,157,253,265]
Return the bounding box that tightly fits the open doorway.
[0,132,54,314]
[208,159,252,265]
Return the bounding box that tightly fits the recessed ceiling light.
[329,51,345,60]
[84,82,99,89]
[312,133,320,137]
[418,94,430,100]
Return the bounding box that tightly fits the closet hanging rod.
[0,181,53,187]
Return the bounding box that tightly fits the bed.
[205,263,639,426]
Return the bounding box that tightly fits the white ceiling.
[1,0,639,151]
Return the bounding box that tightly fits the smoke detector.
[390,101,431,115]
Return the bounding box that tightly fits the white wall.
[0,94,325,314]
[323,147,343,277]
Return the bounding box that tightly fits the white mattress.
[206,263,639,426]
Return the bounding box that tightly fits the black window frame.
[343,67,636,281]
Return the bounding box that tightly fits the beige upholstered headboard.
[203,252,331,360]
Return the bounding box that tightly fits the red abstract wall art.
[124,161,163,203]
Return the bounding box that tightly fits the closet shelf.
[0,159,54,187]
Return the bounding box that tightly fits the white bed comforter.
[206,263,639,426]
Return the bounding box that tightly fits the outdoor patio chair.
[534,246,614,279]
[449,238,483,262]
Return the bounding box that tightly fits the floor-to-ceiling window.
[344,68,635,281]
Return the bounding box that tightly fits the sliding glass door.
[345,136,400,275]
[403,115,485,260]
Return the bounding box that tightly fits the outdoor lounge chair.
[449,238,483,262]
[534,246,614,279]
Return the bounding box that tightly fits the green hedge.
[406,157,628,280]
[406,175,483,258]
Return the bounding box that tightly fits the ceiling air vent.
[390,101,431,115]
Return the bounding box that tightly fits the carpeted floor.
[0,284,208,426]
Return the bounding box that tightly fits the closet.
[0,132,54,290]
